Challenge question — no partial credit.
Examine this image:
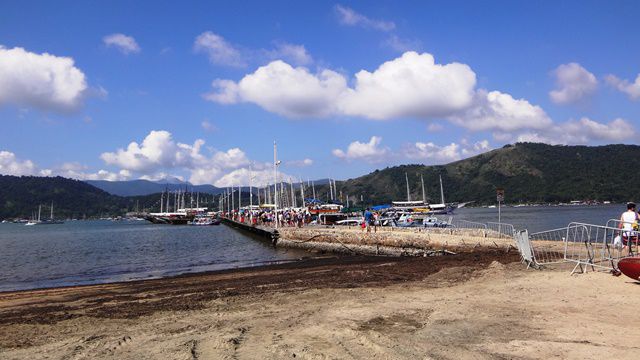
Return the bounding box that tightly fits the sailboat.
[25,202,64,225]
[25,205,42,226]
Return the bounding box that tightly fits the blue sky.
[1,1,639,186]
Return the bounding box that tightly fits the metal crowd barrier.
[527,227,568,267]
[486,222,515,238]
[515,221,639,274]
[449,219,488,231]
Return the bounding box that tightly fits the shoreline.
[2,247,640,359]
[0,249,516,326]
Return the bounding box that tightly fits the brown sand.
[1,250,639,359]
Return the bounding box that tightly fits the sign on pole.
[496,188,504,224]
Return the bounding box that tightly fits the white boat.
[26,203,64,225]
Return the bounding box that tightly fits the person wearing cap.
[618,202,639,253]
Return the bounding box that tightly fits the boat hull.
[618,257,640,281]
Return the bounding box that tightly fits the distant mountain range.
[85,179,223,197]
[2,143,640,219]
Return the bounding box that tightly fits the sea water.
[0,204,626,292]
[0,220,308,292]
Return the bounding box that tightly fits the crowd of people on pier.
[222,208,313,228]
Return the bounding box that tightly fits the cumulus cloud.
[99,130,293,185]
[332,136,389,163]
[0,150,38,176]
[206,60,347,117]
[605,73,640,101]
[194,31,246,67]
[334,4,395,31]
[341,52,476,119]
[549,63,597,105]
[403,142,462,163]
[0,151,129,181]
[55,162,130,181]
[206,52,476,120]
[0,46,87,112]
[103,33,141,54]
[449,90,552,132]
[515,117,635,145]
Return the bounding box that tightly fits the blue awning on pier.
[371,204,391,211]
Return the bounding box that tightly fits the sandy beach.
[1,248,639,360]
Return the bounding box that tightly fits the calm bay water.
[0,220,308,292]
[0,204,626,292]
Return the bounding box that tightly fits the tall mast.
[160,191,164,213]
[312,180,316,200]
[50,201,54,220]
[405,173,411,201]
[299,177,305,208]
[38,204,41,221]
[290,178,295,208]
[273,141,279,228]
[421,174,426,203]
[238,184,241,211]
[439,175,445,204]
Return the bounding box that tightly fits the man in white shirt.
[618,202,639,254]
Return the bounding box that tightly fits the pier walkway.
[220,218,279,245]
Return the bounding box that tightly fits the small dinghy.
[618,257,640,281]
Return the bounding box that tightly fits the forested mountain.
[2,143,640,219]
[313,143,640,205]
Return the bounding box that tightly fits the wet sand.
[1,249,639,359]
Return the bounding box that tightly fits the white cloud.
[0,151,38,176]
[100,130,187,172]
[404,142,461,162]
[334,5,395,31]
[55,162,130,181]
[267,42,313,66]
[206,52,476,120]
[605,73,640,101]
[461,139,491,156]
[402,139,491,164]
[103,33,141,54]
[0,46,87,112]
[206,60,347,118]
[286,158,313,167]
[341,52,476,120]
[549,63,597,105]
[100,130,265,185]
[332,136,389,163]
[514,118,635,145]
[449,90,552,132]
[194,31,246,67]
[212,167,292,188]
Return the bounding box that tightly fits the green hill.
[2,143,640,219]
[315,143,640,205]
